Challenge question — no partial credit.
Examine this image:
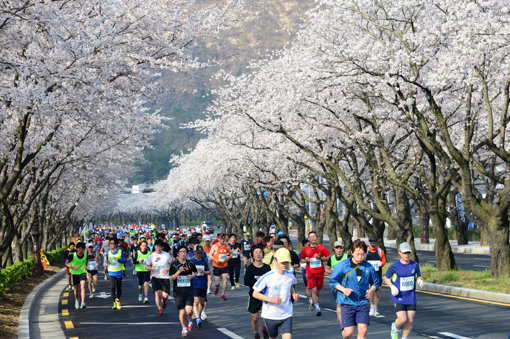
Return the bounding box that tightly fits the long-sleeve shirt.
[106,249,127,278]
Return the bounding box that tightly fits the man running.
[190,244,210,328]
[146,239,173,315]
[100,237,110,280]
[62,242,76,290]
[86,245,100,299]
[384,242,423,339]
[325,239,349,324]
[329,239,380,339]
[65,242,87,309]
[203,235,213,295]
[210,234,231,300]
[228,233,242,290]
[106,238,127,310]
[133,240,151,303]
[240,232,254,274]
[245,245,271,339]
[366,235,386,317]
[300,231,330,316]
[253,248,300,339]
[170,245,198,337]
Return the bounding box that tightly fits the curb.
[421,282,510,305]
[384,240,490,256]
[18,268,66,339]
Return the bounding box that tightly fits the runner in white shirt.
[253,248,300,339]
[145,240,173,316]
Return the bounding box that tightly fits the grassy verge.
[382,264,510,295]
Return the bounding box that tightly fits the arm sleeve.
[326,256,332,267]
[132,251,138,264]
[253,274,268,293]
[384,264,394,279]
[191,262,197,273]
[322,246,331,258]
[118,251,127,264]
[329,262,343,291]
[244,266,254,287]
[370,265,381,288]
[380,249,387,267]
[416,263,422,278]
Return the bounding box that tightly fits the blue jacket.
[329,259,380,306]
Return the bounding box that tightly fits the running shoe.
[201,311,207,321]
[197,318,203,328]
[221,295,227,301]
[373,309,380,317]
[81,302,86,309]
[261,327,269,339]
[181,328,188,337]
[391,322,400,339]
[254,333,261,339]
[214,288,219,295]
[308,303,315,311]
[316,309,322,317]
[369,306,375,316]
[89,293,94,299]
[158,309,163,316]
[187,320,193,331]
[162,299,166,309]
[138,293,143,302]
[70,285,74,291]
[143,297,149,304]
[112,301,117,310]
[104,275,108,281]
[116,299,122,310]
[236,283,240,288]
[231,286,236,290]
[75,300,80,309]
[207,289,211,295]
[92,286,96,293]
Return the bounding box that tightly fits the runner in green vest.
[106,238,127,310]
[133,240,151,303]
[325,239,349,326]
[65,242,88,309]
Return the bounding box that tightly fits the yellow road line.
[70,337,79,339]
[64,320,74,329]
[62,309,69,316]
[61,299,68,305]
[63,292,69,297]
[416,289,510,307]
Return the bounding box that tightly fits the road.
[59,260,510,339]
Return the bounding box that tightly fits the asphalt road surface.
[59,260,510,339]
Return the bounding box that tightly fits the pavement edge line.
[218,327,245,339]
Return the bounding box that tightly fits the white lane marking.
[438,332,471,339]
[218,327,245,339]
[85,305,152,309]
[299,294,307,299]
[323,307,336,312]
[79,322,180,325]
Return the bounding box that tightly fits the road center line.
[79,322,180,325]
[218,327,245,339]
[84,305,152,309]
[438,332,471,339]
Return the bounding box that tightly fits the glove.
[416,278,424,289]
[390,285,399,296]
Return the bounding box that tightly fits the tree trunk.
[32,216,44,276]
[430,213,457,270]
[2,246,13,267]
[487,220,510,277]
[480,226,490,247]
[420,204,430,244]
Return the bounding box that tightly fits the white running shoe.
[92,286,96,293]
[143,297,149,304]
[201,311,207,321]
[89,293,94,299]
[75,300,80,309]
[138,294,143,302]
[369,306,375,316]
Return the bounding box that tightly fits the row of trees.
[0,0,243,269]
[148,0,510,277]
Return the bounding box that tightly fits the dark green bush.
[0,258,34,296]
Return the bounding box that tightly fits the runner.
[299,239,310,304]
[384,242,423,339]
[278,235,300,272]
[190,244,211,328]
[240,232,254,274]
[65,242,87,309]
[252,231,266,249]
[170,245,198,337]
[133,240,151,303]
[325,239,349,325]
[146,239,173,315]
[85,245,100,299]
[252,248,300,339]
[62,242,76,290]
[263,239,284,269]
[228,233,242,289]
[100,236,110,282]
[203,235,213,295]
[329,239,380,339]
[209,234,231,300]
[300,231,330,316]
[106,238,127,310]
[366,235,386,317]
[244,245,271,339]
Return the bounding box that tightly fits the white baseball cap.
[399,242,412,253]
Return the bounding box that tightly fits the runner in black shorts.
[86,245,100,298]
[244,245,271,339]
[170,245,197,337]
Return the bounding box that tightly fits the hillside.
[130,0,315,184]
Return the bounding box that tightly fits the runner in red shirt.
[300,231,330,316]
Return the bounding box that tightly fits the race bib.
[232,251,238,259]
[368,260,381,272]
[87,261,98,270]
[310,258,321,269]
[109,259,119,268]
[155,265,166,276]
[196,265,205,276]
[400,276,415,291]
[244,244,251,251]
[219,254,227,262]
[177,275,191,287]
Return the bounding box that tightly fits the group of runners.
[63,224,423,338]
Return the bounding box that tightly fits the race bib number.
[244,244,251,251]
[368,260,381,272]
[219,254,227,262]
[196,265,205,276]
[400,276,415,291]
[310,258,321,269]
[177,275,191,287]
[232,251,238,259]
[109,259,119,268]
[87,261,98,270]
[155,265,166,276]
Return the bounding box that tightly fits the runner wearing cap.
[245,245,271,339]
[65,242,88,309]
[253,248,300,339]
[263,239,284,270]
[190,244,210,328]
[240,232,254,274]
[325,239,349,324]
[384,242,423,339]
[366,235,386,317]
[329,239,380,339]
[210,234,231,300]
[300,231,330,316]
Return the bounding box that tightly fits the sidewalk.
[384,238,490,256]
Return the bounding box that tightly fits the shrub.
[0,258,35,296]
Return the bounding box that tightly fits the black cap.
[368,235,377,243]
[195,245,204,253]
